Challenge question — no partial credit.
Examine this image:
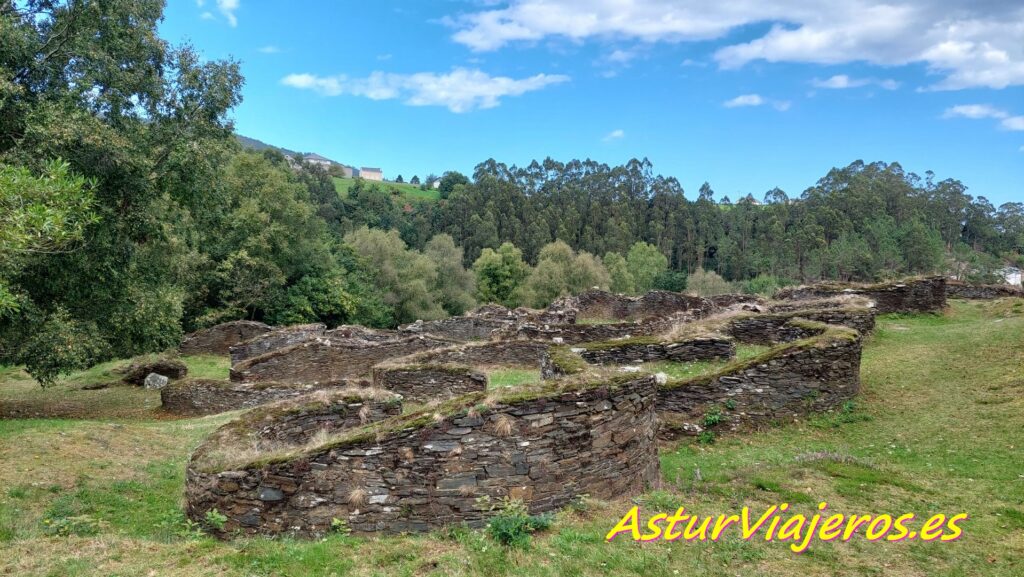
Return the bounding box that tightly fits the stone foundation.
[180,321,274,356]
[553,290,715,321]
[775,277,946,314]
[658,327,861,437]
[229,335,453,384]
[229,324,327,364]
[185,375,660,537]
[725,309,874,344]
[161,379,337,416]
[387,340,549,370]
[578,337,735,365]
[945,281,1023,300]
[371,365,487,403]
[399,317,513,342]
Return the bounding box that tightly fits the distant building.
[340,165,358,178]
[431,179,442,190]
[303,153,335,168]
[361,167,383,182]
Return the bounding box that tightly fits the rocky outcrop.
[161,379,338,417]
[372,365,487,403]
[180,321,274,356]
[945,281,1023,300]
[229,335,454,384]
[578,337,735,365]
[229,324,327,364]
[775,277,946,314]
[186,375,660,537]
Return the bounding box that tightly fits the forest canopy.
[0,0,1021,385]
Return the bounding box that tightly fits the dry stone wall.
[775,277,946,314]
[387,340,549,370]
[230,324,327,364]
[185,375,660,537]
[399,317,513,342]
[229,335,453,384]
[559,290,715,321]
[161,380,337,417]
[945,281,1023,300]
[658,330,861,437]
[372,365,487,403]
[725,309,874,344]
[180,321,274,356]
[218,390,403,447]
[579,337,735,365]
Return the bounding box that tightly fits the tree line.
[1,1,1021,384]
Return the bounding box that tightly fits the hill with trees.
[1,0,1021,385]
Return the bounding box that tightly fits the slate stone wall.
[775,277,946,314]
[389,340,549,370]
[511,314,680,345]
[229,324,327,365]
[945,281,1023,300]
[161,380,335,416]
[180,321,274,356]
[565,290,715,321]
[725,310,874,344]
[372,365,487,403]
[229,335,453,384]
[236,393,403,446]
[185,376,660,537]
[658,334,861,436]
[399,317,513,342]
[579,338,735,365]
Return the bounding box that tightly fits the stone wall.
[658,330,861,436]
[775,277,946,314]
[180,321,274,356]
[387,340,549,370]
[185,375,660,537]
[579,337,735,365]
[229,324,327,364]
[945,281,1023,300]
[510,314,682,345]
[372,365,487,403]
[216,390,403,447]
[229,335,454,384]
[562,290,715,321]
[725,309,874,344]
[709,294,764,308]
[161,379,337,417]
[399,317,512,342]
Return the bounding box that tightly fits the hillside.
[235,134,301,158]
[333,176,440,201]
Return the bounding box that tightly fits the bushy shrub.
[685,269,734,297]
[484,498,553,548]
[18,307,110,386]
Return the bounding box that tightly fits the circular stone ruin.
[185,373,660,537]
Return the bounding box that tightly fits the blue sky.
[162,1,1023,205]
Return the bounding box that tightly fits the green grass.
[333,176,440,201]
[644,344,770,380]
[0,299,1022,575]
[0,355,229,419]
[487,368,541,389]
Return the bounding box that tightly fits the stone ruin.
[179,280,899,538]
[945,280,1023,300]
[180,320,274,355]
[774,276,947,314]
[177,275,1024,537]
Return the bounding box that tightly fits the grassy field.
[0,299,1022,576]
[333,177,440,201]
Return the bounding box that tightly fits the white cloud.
[281,68,570,113]
[943,104,1024,131]
[603,129,625,141]
[773,100,792,111]
[942,104,1008,120]
[449,0,1024,90]
[607,49,636,64]
[258,45,280,54]
[811,74,899,90]
[723,94,765,108]
[217,0,239,27]
[200,11,214,20]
